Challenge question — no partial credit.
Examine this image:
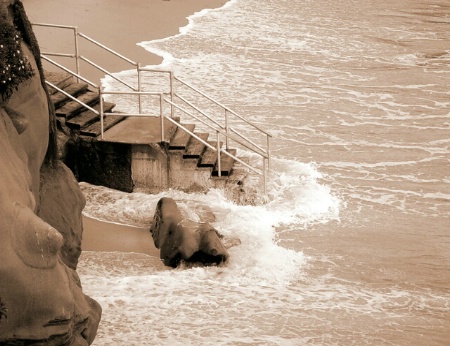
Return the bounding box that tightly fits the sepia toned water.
[77,0,450,344]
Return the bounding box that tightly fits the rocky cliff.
[0,1,101,344]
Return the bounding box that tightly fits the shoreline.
[22,0,228,80]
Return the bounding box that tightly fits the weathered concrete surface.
[150,197,230,267]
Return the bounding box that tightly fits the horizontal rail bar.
[138,67,173,73]
[79,56,136,91]
[41,55,98,88]
[102,90,163,96]
[104,112,159,118]
[45,81,99,115]
[174,93,224,129]
[40,52,76,58]
[78,32,137,66]
[32,22,77,30]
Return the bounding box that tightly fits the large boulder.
[150,197,230,267]
[0,1,101,344]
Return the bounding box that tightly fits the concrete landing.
[100,116,172,144]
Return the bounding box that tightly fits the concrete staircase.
[45,71,125,137]
[46,71,238,190]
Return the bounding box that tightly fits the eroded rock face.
[0,1,101,344]
[150,197,230,267]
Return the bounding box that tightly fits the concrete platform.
[100,116,173,144]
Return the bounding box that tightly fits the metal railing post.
[73,27,80,82]
[216,131,221,177]
[137,62,142,113]
[160,93,165,142]
[170,71,175,118]
[99,86,104,139]
[263,157,267,196]
[224,109,229,150]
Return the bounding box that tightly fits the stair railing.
[32,23,139,92]
[32,23,271,195]
[161,97,266,181]
[137,67,272,189]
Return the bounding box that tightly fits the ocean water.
[77,0,450,345]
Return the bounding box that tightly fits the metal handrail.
[32,23,137,91]
[164,97,268,160]
[78,32,137,66]
[174,76,272,137]
[163,114,262,176]
[164,97,222,134]
[174,93,223,129]
[79,55,137,91]
[41,55,98,88]
[229,126,268,158]
[45,81,99,115]
[33,23,271,194]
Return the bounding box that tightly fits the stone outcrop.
[0,1,101,344]
[150,197,230,267]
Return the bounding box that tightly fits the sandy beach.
[82,216,159,256]
[21,0,226,253]
[22,0,226,80]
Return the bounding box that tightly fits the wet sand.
[82,216,158,256]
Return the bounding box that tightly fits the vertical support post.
[99,86,104,139]
[137,63,142,114]
[224,109,229,150]
[160,93,165,142]
[74,27,80,83]
[216,131,221,177]
[263,157,267,196]
[266,134,271,172]
[170,71,175,118]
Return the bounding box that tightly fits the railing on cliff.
[31,23,272,194]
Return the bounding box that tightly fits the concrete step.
[80,114,127,137]
[66,102,116,130]
[183,132,209,159]
[212,149,237,177]
[169,123,196,150]
[198,141,222,167]
[55,90,100,119]
[44,71,73,94]
[50,82,89,109]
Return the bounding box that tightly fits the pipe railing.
[171,76,272,170]
[32,23,271,194]
[32,23,138,92]
[45,81,99,115]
